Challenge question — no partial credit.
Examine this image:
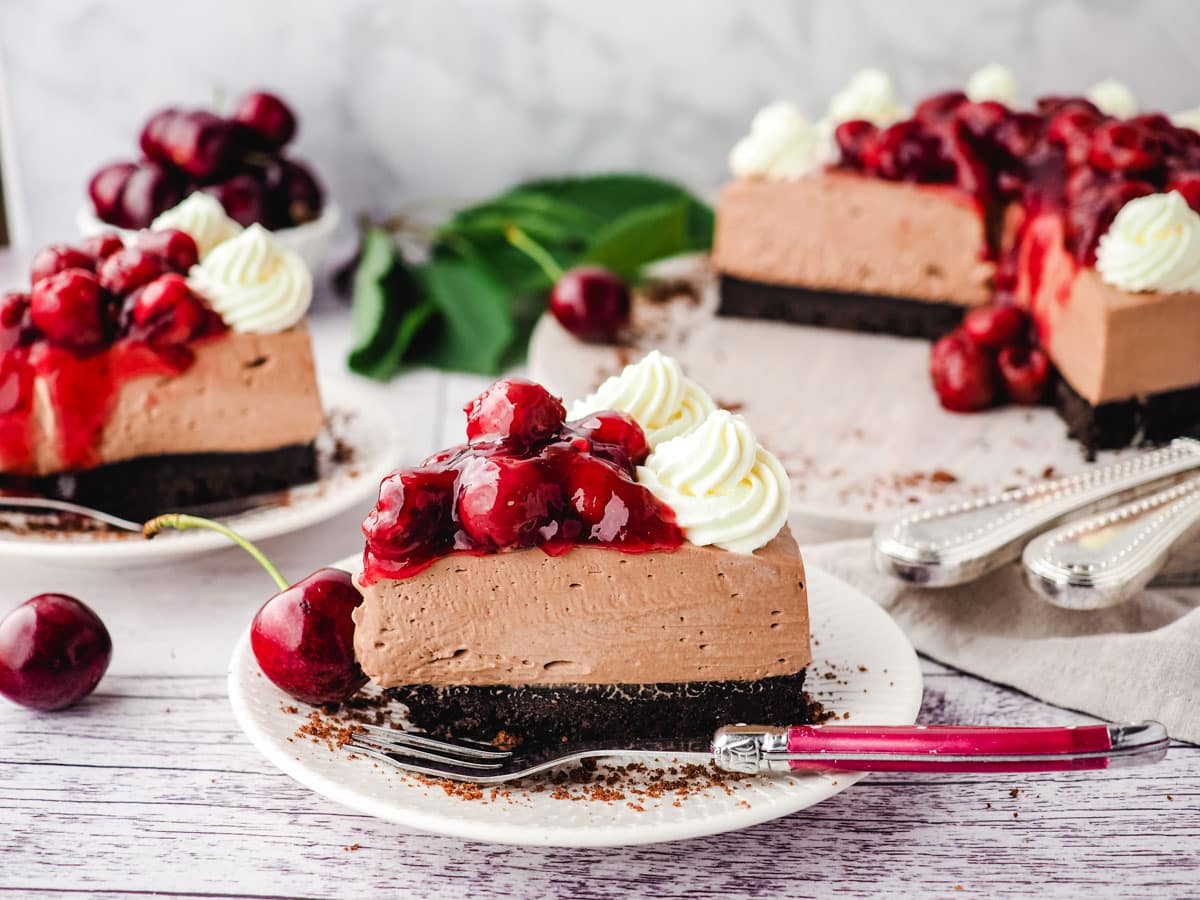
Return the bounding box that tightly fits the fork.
[348,720,1169,784]
[0,489,295,533]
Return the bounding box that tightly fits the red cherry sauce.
[361,384,683,584]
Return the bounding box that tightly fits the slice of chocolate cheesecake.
[353,354,818,744]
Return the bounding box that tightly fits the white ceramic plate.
[228,560,923,848]
[528,295,1136,537]
[0,381,401,569]
[76,202,341,272]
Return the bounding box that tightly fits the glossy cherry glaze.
[0,234,226,472]
[362,378,683,583]
[250,567,367,706]
[89,91,323,231]
[0,594,112,711]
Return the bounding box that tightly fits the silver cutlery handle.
[873,439,1200,587]
[1023,473,1200,610]
[711,721,1169,774]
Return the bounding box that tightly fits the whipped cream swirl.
[569,350,715,448]
[1173,107,1200,133]
[966,63,1018,106]
[827,68,906,126]
[1095,192,1200,294]
[151,192,243,259]
[638,410,790,554]
[729,102,822,180]
[187,224,313,333]
[1086,78,1138,118]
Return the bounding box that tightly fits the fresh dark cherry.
[29,269,105,352]
[549,266,631,343]
[0,594,112,711]
[98,248,166,296]
[79,233,125,264]
[131,274,203,346]
[250,568,367,706]
[1088,122,1162,173]
[0,292,34,352]
[464,377,566,445]
[567,410,650,469]
[962,304,1030,350]
[204,174,265,227]
[138,107,181,163]
[160,110,237,180]
[456,455,562,549]
[115,161,182,229]
[997,346,1051,405]
[262,159,323,227]
[232,91,297,149]
[135,229,200,273]
[30,245,94,286]
[88,162,137,223]
[930,330,998,413]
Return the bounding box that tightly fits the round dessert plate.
[228,559,923,848]
[528,293,1141,539]
[0,380,401,569]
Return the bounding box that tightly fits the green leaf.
[580,199,689,281]
[408,253,515,375]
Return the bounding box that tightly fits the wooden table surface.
[2,314,1198,899]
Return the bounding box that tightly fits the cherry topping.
[30,245,94,286]
[98,248,166,296]
[954,100,1009,143]
[930,330,998,413]
[0,594,112,711]
[79,232,126,264]
[364,468,458,563]
[456,455,562,549]
[997,346,1051,405]
[833,120,878,170]
[131,274,203,346]
[867,121,954,182]
[464,377,566,445]
[1088,121,1162,173]
[250,568,366,706]
[1047,110,1103,167]
[30,269,106,353]
[1167,173,1200,213]
[0,292,35,352]
[88,162,137,223]
[559,453,683,545]
[1036,96,1102,118]
[913,91,969,124]
[962,304,1030,350]
[135,228,200,273]
[567,410,650,470]
[549,266,631,343]
[232,92,297,149]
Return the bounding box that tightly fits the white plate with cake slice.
[528,292,1140,539]
[228,558,923,848]
[0,381,402,569]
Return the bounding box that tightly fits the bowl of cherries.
[77,91,338,270]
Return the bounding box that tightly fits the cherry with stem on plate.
[143,515,367,705]
[504,225,631,343]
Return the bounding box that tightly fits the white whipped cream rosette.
[827,68,906,126]
[1095,191,1200,294]
[151,192,243,259]
[966,63,1018,106]
[1086,78,1138,118]
[637,409,790,554]
[187,224,313,333]
[569,350,715,448]
[729,102,823,181]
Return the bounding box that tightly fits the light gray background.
[3,0,1199,250]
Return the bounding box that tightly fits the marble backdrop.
[2,0,1199,252]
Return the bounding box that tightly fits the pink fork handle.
[781,723,1163,773]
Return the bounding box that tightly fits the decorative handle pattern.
[710,722,1169,774]
[873,439,1200,587]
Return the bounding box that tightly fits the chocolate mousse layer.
[714,174,995,318]
[354,528,810,688]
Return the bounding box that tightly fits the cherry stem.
[142,514,290,592]
[504,224,564,283]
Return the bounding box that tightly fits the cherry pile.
[362,377,682,582]
[930,304,1049,412]
[2,230,222,358]
[88,91,323,231]
[834,93,1200,265]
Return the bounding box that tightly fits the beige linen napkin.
[806,538,1200,743]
